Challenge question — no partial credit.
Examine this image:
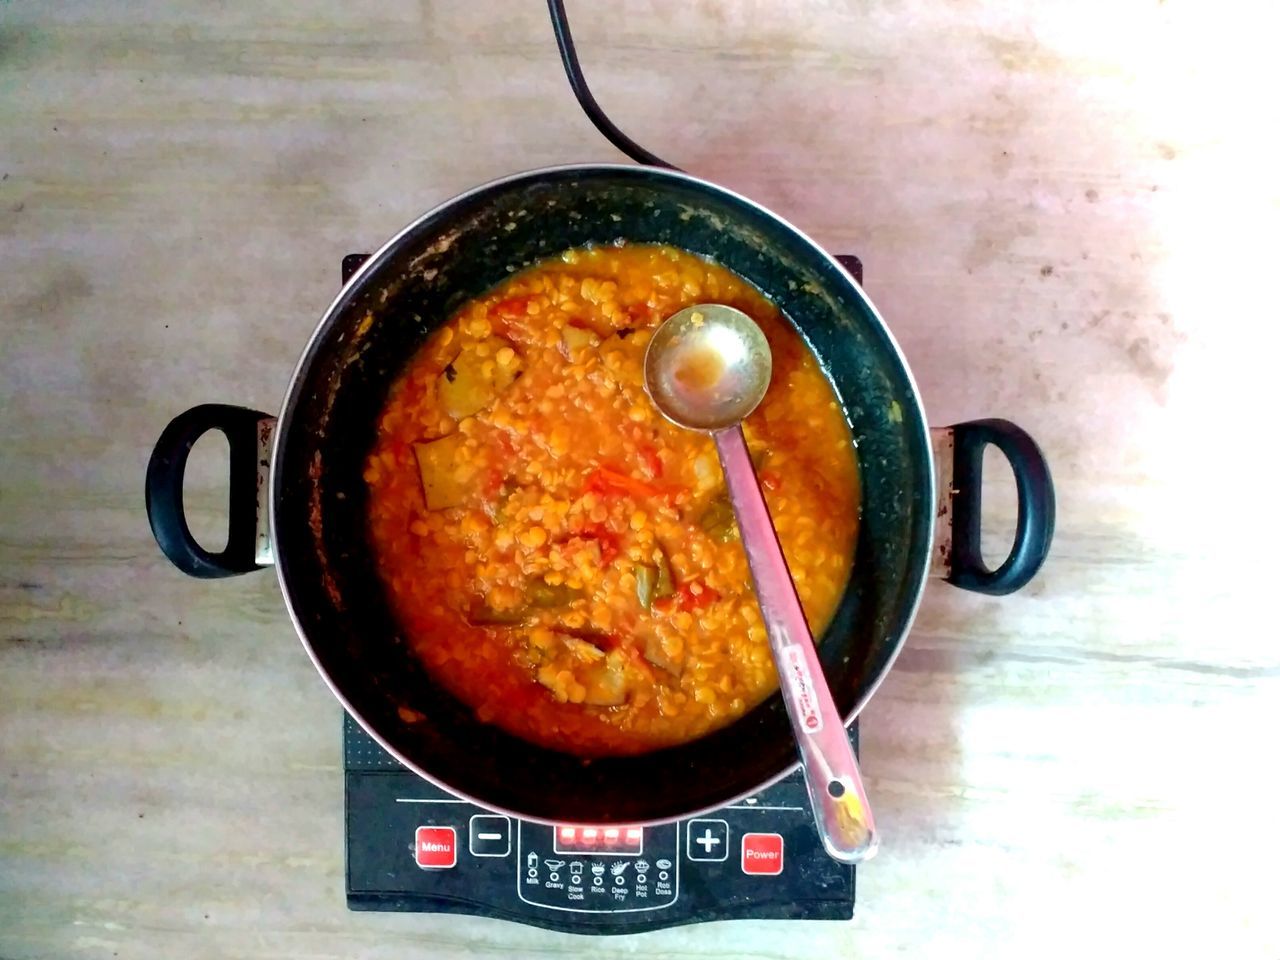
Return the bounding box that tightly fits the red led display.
[554,824,645,856]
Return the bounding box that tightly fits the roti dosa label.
[781,645,823,734]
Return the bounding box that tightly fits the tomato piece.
[625,303,651,325]
[653,581,720,614]
[676,581,720,612]
[493,296,532,317]
[637,444,663,480]
[578,523,621,565]
[759,470,783,492]
[602,538,621,565]
[584,466,671,501]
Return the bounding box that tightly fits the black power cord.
[547,3,867,284]
[546,0,679,170]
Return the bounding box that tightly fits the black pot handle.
[936,418,1055,595]
[145,404,274,578]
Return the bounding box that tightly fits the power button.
[741,832,784,875]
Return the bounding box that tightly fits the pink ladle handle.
[714,425,877,863]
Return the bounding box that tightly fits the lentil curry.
[365,244,859,756]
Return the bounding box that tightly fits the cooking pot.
[145,165,1054,825]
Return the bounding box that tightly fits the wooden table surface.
[2,1,1276,957]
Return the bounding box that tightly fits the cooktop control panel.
[344,716,856,933]
[515,821,679,913]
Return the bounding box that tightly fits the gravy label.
[781,645,823,734]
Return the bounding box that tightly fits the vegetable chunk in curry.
[365,244,859,756]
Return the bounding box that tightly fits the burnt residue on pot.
[306,449,343,612]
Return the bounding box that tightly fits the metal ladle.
[643,304,878,864]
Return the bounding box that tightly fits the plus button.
[686,819,729,862]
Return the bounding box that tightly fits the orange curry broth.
[364,244,859,756]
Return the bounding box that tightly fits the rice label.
[781,645,823,734]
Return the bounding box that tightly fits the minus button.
[468,814,512,857]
